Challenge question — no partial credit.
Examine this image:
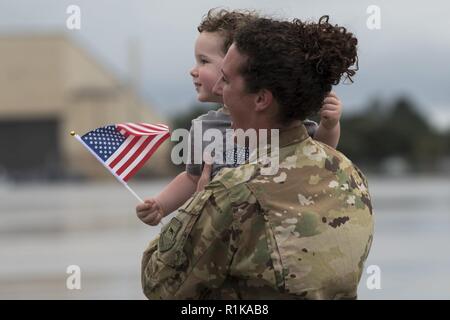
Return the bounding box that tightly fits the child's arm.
[136,171,200,226]
[313,91,342,149]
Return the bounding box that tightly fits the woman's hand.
[196,152,214,192]
[196,162,213,192]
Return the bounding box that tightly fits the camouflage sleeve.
[141,182,236,299]
[225,184,287,297]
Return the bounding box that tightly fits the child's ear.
[254,89,273,112]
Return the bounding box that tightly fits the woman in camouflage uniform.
[140,15,373,300]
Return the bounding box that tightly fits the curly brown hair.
[197,8,259,55]
[234,15,358,123]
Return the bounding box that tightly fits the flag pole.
[71,131,164,226]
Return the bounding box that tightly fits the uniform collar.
[278,123,310,148]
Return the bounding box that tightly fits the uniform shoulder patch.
[159,217,182,252]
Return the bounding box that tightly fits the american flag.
[80,123,170,182]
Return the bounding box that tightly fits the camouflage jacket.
[141,124,374,299]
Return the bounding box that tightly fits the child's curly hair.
[197,8,259,55]
[234,15,359,123]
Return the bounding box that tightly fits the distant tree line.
[337,97,450,172]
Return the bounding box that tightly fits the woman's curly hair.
[197,8,259,55]
[234,15,358,123]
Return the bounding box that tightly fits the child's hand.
[320,91,342,130]
[136,198,164,226]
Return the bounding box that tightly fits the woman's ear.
[254,89,273,112]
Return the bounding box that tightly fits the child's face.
[190,32,225,103]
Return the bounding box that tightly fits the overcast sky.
[1,0,449,128]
